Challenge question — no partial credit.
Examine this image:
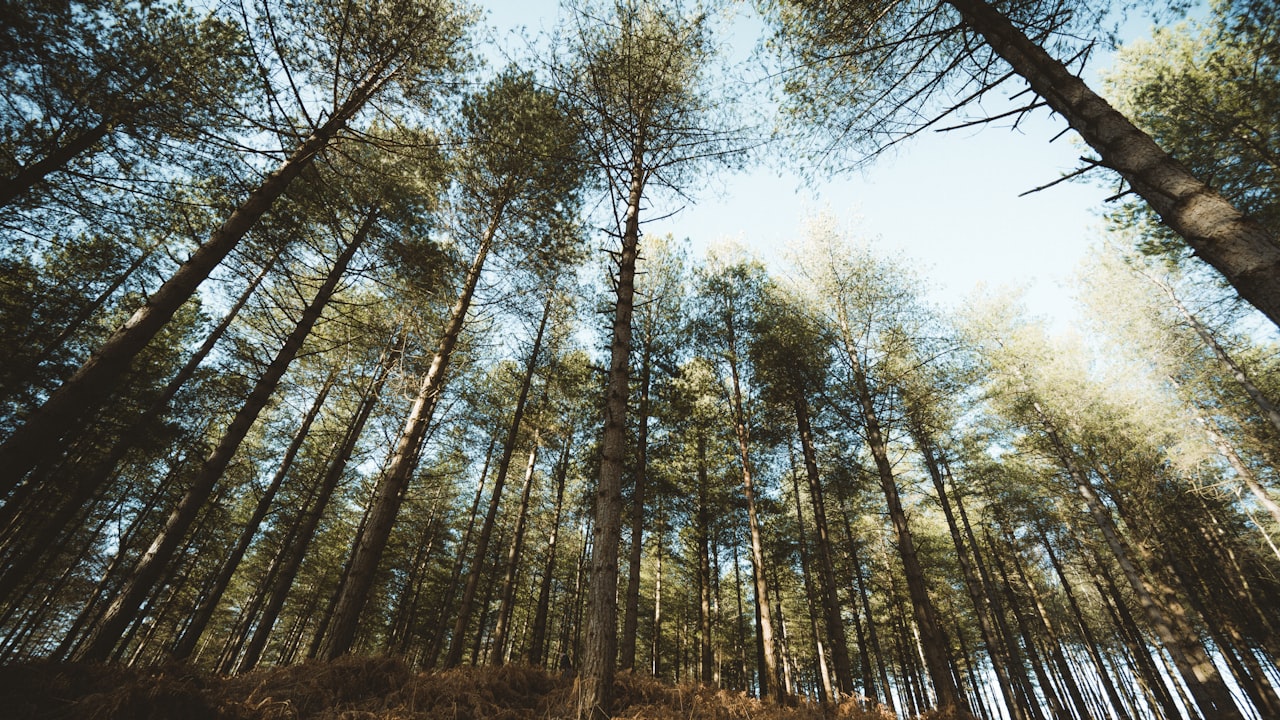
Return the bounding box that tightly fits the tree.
[763,0,1280,328]
[317,68,586,659]
[1102,0,1280,262]
[0,0,473,491]
[551,2,742,715]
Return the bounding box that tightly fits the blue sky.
[477,1,1154,330]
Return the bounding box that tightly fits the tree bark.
[579,164,643,720]
[946,0,1280,328]
[489,434,541,665]
[73,211,369,662]
[845,353,964,713]
[528,432,571,667]
[917,433,1026,720]
[722,309,786,703]
[620,348,652,671]
[793,395,854,699]
[787,450,833,705]
[233,333,400,673]
[320,212,498,660]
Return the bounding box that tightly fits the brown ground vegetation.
[0,656,950,720]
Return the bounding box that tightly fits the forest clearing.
[1,0,1278,719]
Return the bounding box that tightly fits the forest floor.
[0,655,955,719]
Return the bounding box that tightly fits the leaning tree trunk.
[914,429,1026,720]
[0,244,281,602]
[489,435,541,665]
[443,287,549,668]
[170,369,337,660]
[579,163,643,720]
[793,394,854,700]
[946,0,1280,328]
[844,349,964,713]
[233,333,400,674]
[1026,389,1245,720]
[73,212,370,662]
[319,211,500,661]
[0,61,395,493]
[527,432,572,667]
[696,435,716,685]
[787,451,833,705]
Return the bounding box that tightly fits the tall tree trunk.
[579,164,643,720]
[0,117,114,207]
[234,334,399,673]
[787,452,833,704]
[651,513,663,678]
[528,433,571,667]
[793,395,854,699]
[72,218,368,662]
[696,435,716,686]
[845,354,963,713]
[953,479,1047,720]
[1038,526,1133,720]
[321,211,500,660]
[443,285,547,667]
[620,349,652,671]
[424,436,496,669]
[489,434,541,665]
[1139,269,1280,438]
[722,318,785,702]
[0,62,394,491]
[171,369,337,659]
[946,0,1280,327]
[917,434,1026,720]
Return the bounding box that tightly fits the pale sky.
[478,1,1145,331]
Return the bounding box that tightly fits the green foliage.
[1103,0,1280,263]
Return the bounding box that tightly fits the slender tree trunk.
[489,434,541,665]
[72,214,368,662]
[793,395,853,699]
[171,369,337,659]
[620,349,651,671]
[579,164,643,720]
[953,481,1047,720]
[528,433,571,667]
[696,435,716,686]
[0,62,394,491]
[0,116,114,207]
[1003,525,1092,720]
[845,353,963,713]
[321,211,500,661]
[651,515,663,678]
[1046,426,1242,718]
[17,247,154,387]
[444,285,547,667]
[1139,269,1280,437]
[1039,526,1133,720]
[918,438,1025,720]
[234,334,399,673]
[787,452,833,705]
[946,0,1280,327]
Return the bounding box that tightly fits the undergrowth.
[0,656,963,719]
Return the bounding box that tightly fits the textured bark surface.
[946,0,1280,327]
[578,169,643,720]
